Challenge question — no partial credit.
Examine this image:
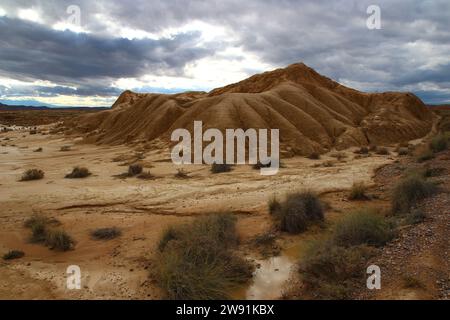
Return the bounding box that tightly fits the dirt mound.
[66,63,435,156]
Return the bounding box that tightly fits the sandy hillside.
[65,63,435,155]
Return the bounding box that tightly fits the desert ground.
[0,108,448,300]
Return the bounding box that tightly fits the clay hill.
[67,63,435,156]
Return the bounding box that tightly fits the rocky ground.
[357,150,450,300]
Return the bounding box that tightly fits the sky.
[0,0,449,107]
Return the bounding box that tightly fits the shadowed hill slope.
[66,63,435,156]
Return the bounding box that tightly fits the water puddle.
[233,242,304,300]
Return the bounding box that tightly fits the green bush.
[273,192,324,234]
[298,240,375,299]
[154,214,252,299]
[3,250,25,260]
[429,134,448,152]
[391,176,438,213]
[20,169,44,181]
[91,227,122,240]
[332,209,393,247]
[348,182,369,200]
[65,167,91,179]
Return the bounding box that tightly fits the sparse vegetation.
[24,214,73,251]
[397,147,409,156]
[65,166,91,179]
[375,147,389,155]
[268,196,281,214]
[298,240,376,299]
[3,250,25,260]
[91,227,122,240]
[330,152,347,161]
[429,134,448,152]
[175,168,189,179]
[154,213,253,299]
[272,191,324,234]
[402,275,424,289]
[322,160,335,167]
[332,209,393,247]
[391,175,438,214]
[128,163,143,176]
[308,152,320,160]
[416,149,434,162]
[348,182,369,200]
[20,169,44,181]
[211,162,232,173]
[45,229,74,251]
[354,146,369,155]
[405,209,427,225]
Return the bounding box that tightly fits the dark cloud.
[0,0,449,104]
[0,16,212,81]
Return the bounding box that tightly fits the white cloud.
[17,7,43,24]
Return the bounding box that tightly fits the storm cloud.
[0,0,449,106]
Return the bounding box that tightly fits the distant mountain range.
[0,102,109,111]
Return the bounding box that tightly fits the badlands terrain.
[0,64,448,300]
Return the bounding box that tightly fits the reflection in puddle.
[245,255,296,300]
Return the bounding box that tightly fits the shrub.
[397,148,409,156]
[154,214,253,299]
[376,147,389,155]
[354,147,369,155]
[3,250,25,260]
[308,152,320,160]
[348,182,369,200]
[268,196,281,214]
[322,160,335,167]
[405,209,427,225]
[45,229,74,251]
[33,147,43,152]
[211,162,232,173]
[273,192,324,234]
[369,145,378,152]
[128,163,143,176]
[20,169,44,181]
[91,227,121,240]
[429,134,448,152]
[391,176,438,214]
[298,240,375,299]
[158,226,180,252]
[416,149,434,162]
[332,209,393,247]
[330,152,346,161]
[402,276,424,289]
[175,168,189,179]
[60,145,71,152]
[24,214,49,243]
[65,167,91,179]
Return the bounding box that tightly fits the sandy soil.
[0,125,400,300]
